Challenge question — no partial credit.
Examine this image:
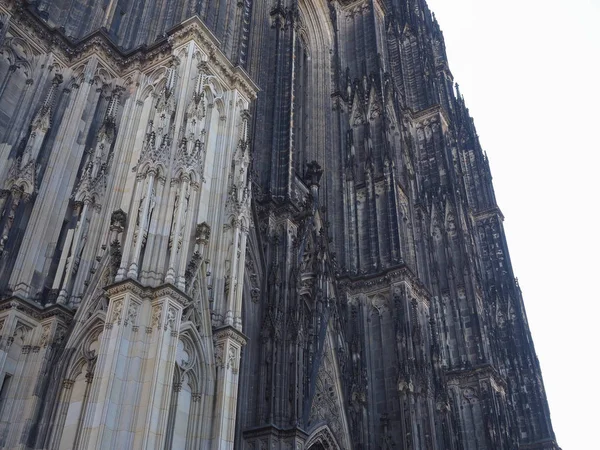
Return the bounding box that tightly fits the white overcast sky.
[424,0,600,448]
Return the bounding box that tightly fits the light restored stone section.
[0,6,255,449]
[80,280,184,449]
[0,299,71,449]
[212,325,247,449]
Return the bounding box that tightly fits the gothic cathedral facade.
[0,0,559,449]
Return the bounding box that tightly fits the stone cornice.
[445,363,508,393]
[212,324,248,346]
[242,424,309,440]
[0,296,74,324]
[338,264,431,302]
[153,284,191,306]
[104,278,147,298]
[409,104,451,130]
[167,17,259,101]
[5,4,258,101]
[471,206,505,222]
[104,279,192,307]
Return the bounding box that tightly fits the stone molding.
[104,278,192,307]
[339,264,431,303]
[0,296,74,324]
[3,4,258,101]
[242,424,309,441]
[212,324,248,347]
[408,103,451,130]
[471,206,505,222]
[446,364,508,395]
[305,425,342,450]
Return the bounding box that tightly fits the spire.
[104,85,122,123]
[96,85,123,148]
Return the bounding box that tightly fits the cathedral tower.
[0,0,558,449]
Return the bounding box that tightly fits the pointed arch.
[305,424,342,450]
[297,0,334,56]
[178,322,215,396]
[163,322,215,449]
[4,36,34,62]
[290,0,335,170]
[46,318,104,450]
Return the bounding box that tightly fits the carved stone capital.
[213,325,248,347]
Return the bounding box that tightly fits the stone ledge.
[0,296,74,323]
[242,424,309,440]
[212,324,248,346]
[5,4,258,101]
[104,278,191,307]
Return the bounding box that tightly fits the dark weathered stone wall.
[30,0,250,63]
[240,0,558,448]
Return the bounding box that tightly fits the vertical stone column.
[0,189,9,218]
[233,228,248,329]
[0,301,71,449]
[55,199,90,305]
[127,172,156,280]
[0,12,9,48]
[211,325,246,450]
[134,287,183,449]
[5,316,68,449]
[80,280,186,450]
[10,58,99,299]
[0,64,17,106]
[165,176,190,288]
[80,281,144,449]
[0,187,23,255]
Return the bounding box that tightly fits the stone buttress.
[0,4,257,448]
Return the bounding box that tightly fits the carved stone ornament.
[463,387,479,404]
[196,222,211,244]
[0,4,559,449]
[152,305,163,330]
[54,326,67,345]
[214,343,225,368]
[111,299,123,324]
[125,302,138,327]
[39,325,51,347]
[227,345,238,373]
[166,306,176,331]
[110,209,127,230]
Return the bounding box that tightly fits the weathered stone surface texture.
[0,0,559,449]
